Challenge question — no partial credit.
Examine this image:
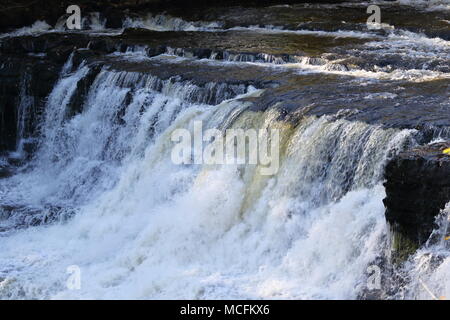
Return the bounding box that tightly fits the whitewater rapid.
[0,1,449,300]
[0,58,424,299]
[1,2,449,82]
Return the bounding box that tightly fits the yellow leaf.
[443,148,450,155]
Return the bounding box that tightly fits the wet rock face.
[384,142,450,262]
[0,0,346,32]
[0,50,63,153]
[0,60,20,152]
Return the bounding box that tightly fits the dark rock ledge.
[0,0,348,33]
[384,142,450,263]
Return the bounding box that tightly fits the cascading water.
[122,14,222,32]
[0,1,448,300]
[0,58,419,299]
[12,72,33,159]
[390,202,450,300]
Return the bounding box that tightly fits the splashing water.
[392,203,450,299]
[122,14,222,32]
[0,21,51,39]
[0,59,421,299]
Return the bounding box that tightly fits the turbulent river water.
[0,0,449,299]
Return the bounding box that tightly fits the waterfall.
[0,58,419,299]
[12,72,33,159]
[388,202,450,300]
[1,0,449,298]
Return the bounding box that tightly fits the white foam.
[364,92,398,99]
[0,21,51,39]
[0,64,418,298]
[227,26,379,39]
[397,203,450,299]
[397,0,450,11]
[123,14,222,32]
